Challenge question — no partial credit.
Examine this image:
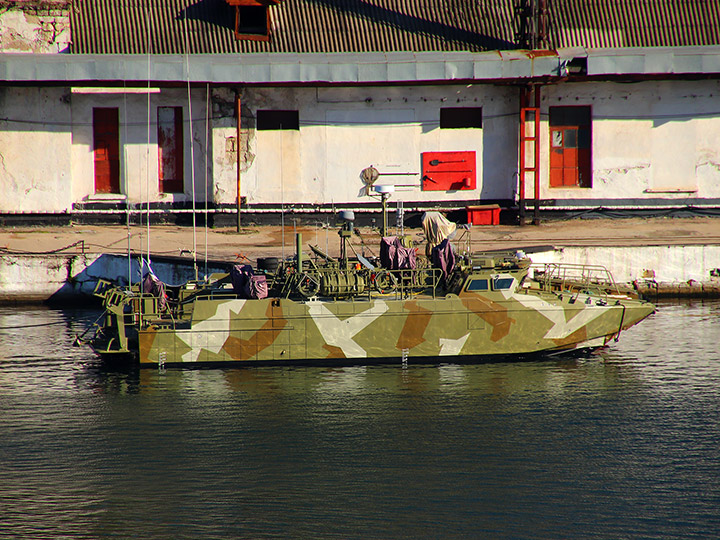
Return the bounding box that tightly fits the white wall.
[4,78,720,215]
[539,79,720,203]
[218,85,518,207]
[0,87,72,212]
[530,245,720,286]
[70,88,211,206]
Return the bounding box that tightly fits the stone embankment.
[1,218,720,303]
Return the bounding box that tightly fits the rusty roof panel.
[70,0,517,54]
[549,0,720,48]
[70,0,720,55]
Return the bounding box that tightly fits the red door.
[93,108,120,194]
[157,106,184,193]
[549,106,591,188]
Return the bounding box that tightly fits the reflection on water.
[1,302,719,539]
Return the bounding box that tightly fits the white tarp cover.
[421,211,457,251]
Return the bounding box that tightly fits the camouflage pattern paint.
[135,288,654,366]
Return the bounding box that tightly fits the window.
[492,277,515,290]
[549,105,592,188]
[236,6,267,36]
[466,279,489,291]
[440,107,482,129]
[257,110,299,130]
[157,106,184,193]
[225,0,273,41]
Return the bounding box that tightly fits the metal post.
[236,92,242,232]
[296,232,303,273]
[381,193,388,238]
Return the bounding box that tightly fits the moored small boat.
[81,217,655,367]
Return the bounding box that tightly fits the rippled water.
[1,302,719,539]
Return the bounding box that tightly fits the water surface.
[1,302,719,539]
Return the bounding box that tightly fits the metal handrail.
[374,266,444,298]
[531,262,621,296]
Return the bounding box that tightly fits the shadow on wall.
[46,253,231,305]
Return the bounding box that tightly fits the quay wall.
[1,245,719,304]
[0,253,229,304]
[529,245,720,299]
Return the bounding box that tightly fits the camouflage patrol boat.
[83,219,655,367]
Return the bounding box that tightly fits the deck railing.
[531,262,621,297]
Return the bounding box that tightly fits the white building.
[1,0,719,225]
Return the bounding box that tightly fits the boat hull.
[134,292,655,366]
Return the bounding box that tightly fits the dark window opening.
[549,106,590,127]
[440,107,482,129]
[492,277,515,290]
[234,6,269,40]
[257,110,299,130]
[467,279,489,291]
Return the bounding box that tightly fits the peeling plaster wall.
[5,78,720,216]
[540,80,720,203]
[0,86,72,212]
[0,5,70,54]
[216,85,518,207]
[210,87,239,205]
[70,88,211,206]
[530,245,720,286]
[0,87,212,212]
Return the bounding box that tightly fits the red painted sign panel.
[421,151,476,191]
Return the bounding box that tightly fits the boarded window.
[440,107,482,129]
[549,106,592,188]
[257,110,299,130]
[157,106,184,194]
[93,108,121,194]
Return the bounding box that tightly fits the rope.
[204,82,210,279]
[184,9,198,281]
[145,0,152,265]
[0,320,85,331]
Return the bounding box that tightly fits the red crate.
[466,204,501,225]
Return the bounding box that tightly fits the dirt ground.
[2,216,720,264]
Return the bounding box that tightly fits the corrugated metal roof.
[548,0,720,48]
[70,0,720,55]
[70,0,516,54]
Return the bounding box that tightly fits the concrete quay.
[1,216,720,303]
